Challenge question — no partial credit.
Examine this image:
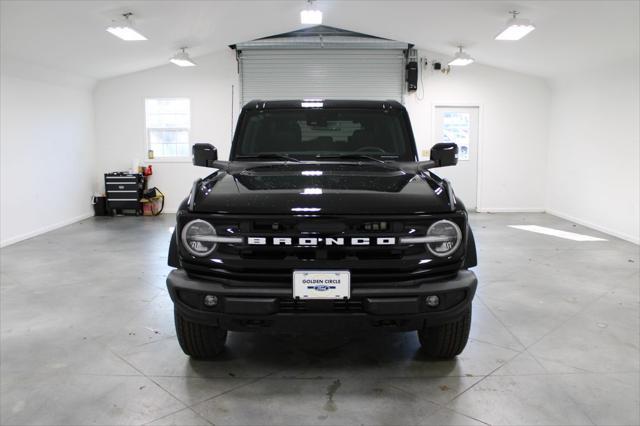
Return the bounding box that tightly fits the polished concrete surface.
[1,213,638,426]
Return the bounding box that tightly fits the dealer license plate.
[293,270,350,300]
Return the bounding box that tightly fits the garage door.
[238,49,406,106]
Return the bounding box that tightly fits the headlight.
[426,219,462,257]
[181,219,217,257]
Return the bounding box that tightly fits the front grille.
[180,213,466,287]
[279,298,364,312]
[214,217,429,261]
[186,262,460,288]
[234,246,420,261]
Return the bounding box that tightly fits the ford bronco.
[166,100,477,359]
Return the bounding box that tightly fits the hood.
[191,162,453,215]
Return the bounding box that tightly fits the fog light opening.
[425,295,440,307]
[203,294,219,307]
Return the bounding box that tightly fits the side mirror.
[193,143,219,167]
[430,143,458,167]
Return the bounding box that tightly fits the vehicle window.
[234,109,413,160]
[145,98,191,158]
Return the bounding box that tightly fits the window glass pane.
[176,143,190,157]
[145,98,190,116]
[145,98,190,158]
[146,113,189,129]
[149,129,189,144]
[176,131,189,143]
[442,112,470,160]
[164,144,177,157]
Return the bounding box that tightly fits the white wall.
[94,48,551,214]
[405,52,551,212]
[93,50,238,212]
[3,44,636,246]
[0,73,95,247]
[546,61,640,244]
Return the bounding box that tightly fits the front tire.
[174,310,227,359]
[418,307,471,359]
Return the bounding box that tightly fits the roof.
[241,99,406,111]
[230,25,412,50]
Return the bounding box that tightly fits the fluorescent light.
[301,10,322,24]
[170,58,196,67]
[301,101,323,108]
[448,46,474,67]
[106,13,147,41]
[449,56,474,66]
[495,11,536,41]
[170,48,197,67]
[495,23,535,41]
[508,225,607,242]
[301,0,322,24]
[106,26,147,41]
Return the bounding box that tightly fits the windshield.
[233,109,415,161]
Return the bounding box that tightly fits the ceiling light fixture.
[106,12,147,41]
[495,10,536,41]
[448,46,474,67]
[301,0,322,25]
[170,48,197,67]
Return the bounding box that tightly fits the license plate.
[293,270,350,300]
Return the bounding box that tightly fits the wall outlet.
[421,149,430,157]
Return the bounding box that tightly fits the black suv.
[167,100,477,359]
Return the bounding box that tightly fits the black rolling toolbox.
[104,172,145,215]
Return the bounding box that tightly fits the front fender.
[463,225,477,268]
[168,229,179,268]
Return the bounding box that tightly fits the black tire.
[174,310,227,359]
[418,307,471,359]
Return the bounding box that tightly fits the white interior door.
[433,106,479,210]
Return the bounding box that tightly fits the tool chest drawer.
[106,182,139,191]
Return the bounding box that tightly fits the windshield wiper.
[315,154,402,170]
[236,153,301,162]
[315,153,397,164]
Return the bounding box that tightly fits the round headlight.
[426,220,462,257]
[181,219,217,257]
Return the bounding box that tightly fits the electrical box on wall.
[406,61,418,92]
[405,48,419,92]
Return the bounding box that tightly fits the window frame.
[144,97,192,162]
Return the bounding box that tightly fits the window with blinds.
[145,98,191,158]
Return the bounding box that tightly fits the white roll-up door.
[238,49,405,106]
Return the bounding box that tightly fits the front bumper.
[166,269,477,332]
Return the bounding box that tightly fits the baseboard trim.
[546,208,639,245]
[1,211,94,248]
[475,207,545,213]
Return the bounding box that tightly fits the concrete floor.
[0,213,638,426]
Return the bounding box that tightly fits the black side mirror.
[430,143,458,167]
[193,143,218,167]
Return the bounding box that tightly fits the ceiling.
[1,0,638,82]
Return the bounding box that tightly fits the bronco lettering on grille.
[247,237,396,246]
